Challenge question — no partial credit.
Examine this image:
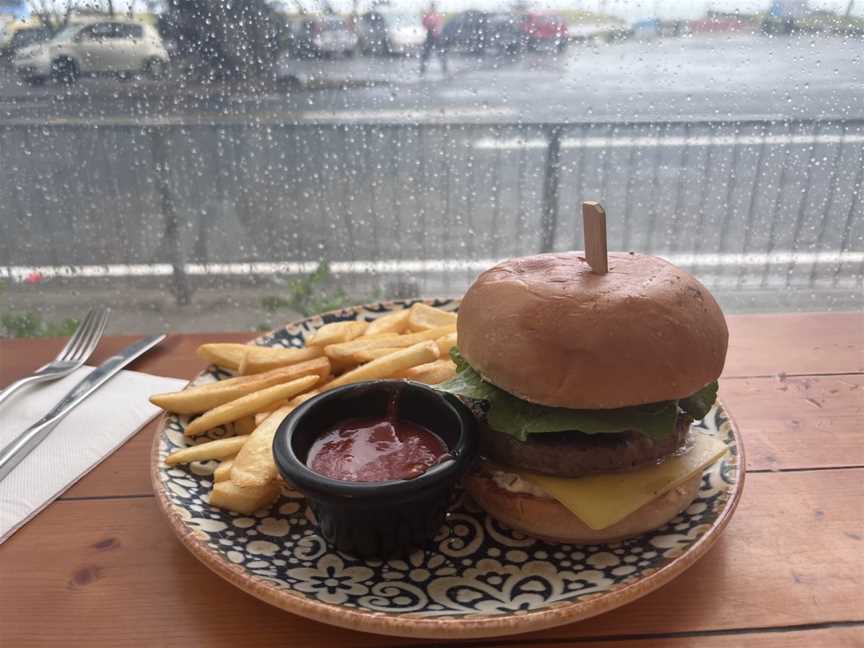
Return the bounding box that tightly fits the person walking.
[420,2,447,75]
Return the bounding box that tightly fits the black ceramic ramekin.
[272,380,477,559]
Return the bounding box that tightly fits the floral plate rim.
[150,298,746,640]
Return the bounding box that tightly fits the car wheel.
[144,58,166,80]
[50,57,78,85]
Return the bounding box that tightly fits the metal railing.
[1,117,862,302]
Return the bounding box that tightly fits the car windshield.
[12,29,49,46]
[51,24,83,42]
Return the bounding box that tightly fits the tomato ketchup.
[306,417,450,482]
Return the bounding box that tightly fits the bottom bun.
[464,471,703,545]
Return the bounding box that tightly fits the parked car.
[441,11,488,55]
[356,11,425,56]
[441,11,524,56]
[484,13,523,55]
[355,11,388,55]
[631,18,660,40]
[1,25,54,61]
[519,13,569,51]
[13,20,169,84]
[293,17,358,58]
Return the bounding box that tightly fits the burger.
[438,251,730,544]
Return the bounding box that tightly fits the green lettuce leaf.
[439,349,681,443]
[678,381,718,420]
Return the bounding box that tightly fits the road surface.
[0,33,861,123]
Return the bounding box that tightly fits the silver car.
[14,20,169,84]
[290,17,359,59]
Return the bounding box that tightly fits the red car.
[520,13,568,51]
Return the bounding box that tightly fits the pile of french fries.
[151,303,458,515]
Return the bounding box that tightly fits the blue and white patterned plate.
[151,298,745,639]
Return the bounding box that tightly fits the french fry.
[436,331,458,357]
[291,390,320,406]
[324,341,439,390]
[233,416,256,436]
[196,343,250,371]
[209,479,281,515]
[325,326,454,368]
[256,399,290,415]
[253,389,318,426]
[349,347,404,364]
[394,359,457,385]
[165,435,250,466]
[150,357,330,415]
[407,303,458,332]
[364,309,410,337]
[239,345,323,375]
[231,406,294,487]
[214,458,236,482]
[185,375,319,437]
[306,321,368,347]
[263,382,321,408]
[323,333,404,372]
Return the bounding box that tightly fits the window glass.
[81,22,115,39]
[112,23,142,39]
[9,27,52,48]
[51,23,83,42]
[1,1,861,337]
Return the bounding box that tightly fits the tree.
[162,0,283,81]
[28,0,72,30]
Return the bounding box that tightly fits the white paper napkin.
[0,366,187,544]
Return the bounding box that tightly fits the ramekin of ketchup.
[273,380,477,559]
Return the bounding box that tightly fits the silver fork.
[0,307,109,408]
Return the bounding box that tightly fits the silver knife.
[0,334,166,483]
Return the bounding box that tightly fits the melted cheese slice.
[517,432,728,530]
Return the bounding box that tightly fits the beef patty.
[478,414,692,478]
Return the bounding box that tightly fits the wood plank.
[58,372,864,499]
[2,312,861,389]
[2,470,861,647]
[720,374,864,471]
[510,627,863,648]
[2,312,862,499]
[0,332,251,386]
[724,312,863,378]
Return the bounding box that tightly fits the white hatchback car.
[14,20,169,84]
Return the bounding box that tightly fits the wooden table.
[1,312,862,647]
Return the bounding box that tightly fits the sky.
[3,0,860,22]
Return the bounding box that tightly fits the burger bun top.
[457,251,728,409]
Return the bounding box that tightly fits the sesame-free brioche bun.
[457,252,728,409]
[464,469,702,544]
